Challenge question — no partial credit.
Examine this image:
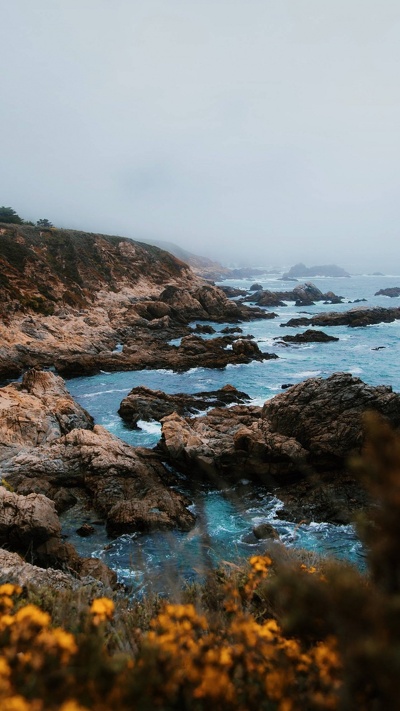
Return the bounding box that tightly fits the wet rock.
[276,330,339,344]
[3,423,195,537]
[192,324,216,334]
[375,287,400,297]
[262,373,400,464]
[250,283,263,291]
[159,373,400,523]
[76,523,96,537]
[253,522,280,540]
[282,306,400,329]
[249,283,343,308]
[118,384,251,426]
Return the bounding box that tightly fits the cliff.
[0,224,270,378]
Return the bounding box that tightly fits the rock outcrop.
[158,374,400,523]
[0,370,195,536]
[0,225,271,379]
[0,549,113,594]
[0,487,115,585]
[282,306,400,329]
[275,330,339,344]
[249,283,343,308]
[375,287,400,298]
[118,384,251,426]
[282,263,350,279]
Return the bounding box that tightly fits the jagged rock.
[0,489,61,549]
[158,373,400,523]
[0,369,93,455]
[118,384,251,426]
[76,523,96,537]
[249,283,343,308]
[0,488,116,585]
[375,287,400,297]
[3,424,195,537]
[253,523,280,540]
[0,549,112,594]
[282,306,400,329]
[275,330,339,344]
[250,283,263,291]
[192,324,216,334]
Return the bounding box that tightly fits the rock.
[262,373,400,464]
[276,330,339,344]
[0,549,112,594]
[253,522,280,540]
[221,326,243,334]
[192,324,216,334]
[375,287,400,297]
[248,283,343,308]
[281,383,294,389]
[250,283,263,291]
[118,384,251,425]
[282,306,400,329]
[282,263,350,279]
[158,373,400,523]
[76,523,96,537]
[0,369,94,455]
[0,489,61,549]
[0,488,116,585]
[3,424,195,537]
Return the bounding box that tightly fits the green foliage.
[0,206,23,224]
[36,219,53,228]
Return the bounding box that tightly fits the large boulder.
[3,425,195,536]
[0,489,61,549]
[262,373,400,464]
[118,384,251,426]
[158,373,400,523]
[0,369,93,454]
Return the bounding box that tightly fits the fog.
[1,1,400,272]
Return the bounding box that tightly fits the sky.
[1,1,400,271]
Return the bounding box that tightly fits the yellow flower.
[90,597,114,624]
[0,696,31,711]
[13,605,50,628]
[59,701,90,711]
[0,584,22,597]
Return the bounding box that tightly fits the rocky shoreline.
[1,224,400,591]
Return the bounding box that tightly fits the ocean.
[64,273,400,594]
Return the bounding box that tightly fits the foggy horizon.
[1,1,400,274]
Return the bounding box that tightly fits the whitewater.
[64,273,400,594]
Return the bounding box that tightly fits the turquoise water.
[64,273,400,592]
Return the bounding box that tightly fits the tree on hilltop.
[0,206,23,224]
[36,218,53,228]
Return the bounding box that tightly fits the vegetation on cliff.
[1,414,399,709]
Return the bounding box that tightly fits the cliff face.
[0,224,197,316]
[0,224,269,378]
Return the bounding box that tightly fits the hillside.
[0,224,268,379]
[0,224,197,316]
[139,237,231,280]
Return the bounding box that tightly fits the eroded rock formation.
[118,384,251,427]
[158,373,400,523]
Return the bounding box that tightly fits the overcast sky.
[1,1,400,271]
